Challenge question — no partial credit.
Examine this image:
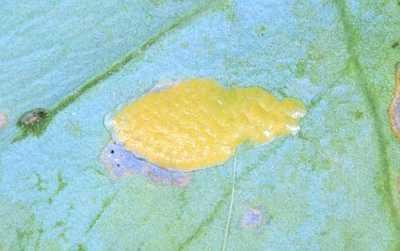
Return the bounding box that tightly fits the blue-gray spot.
[100,142,191,187]
[240,207,265,229]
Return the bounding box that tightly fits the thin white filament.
[222,155,237,251]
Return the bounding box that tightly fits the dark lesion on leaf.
[13,108,51,142]
[392,41,399,49]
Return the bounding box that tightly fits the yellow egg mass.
[112,79,306,171]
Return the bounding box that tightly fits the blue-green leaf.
[1,0,400,250]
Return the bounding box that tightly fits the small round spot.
[241,207,264,229]
[0,112,7,129]
[110,150,115,154]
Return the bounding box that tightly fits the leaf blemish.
[13,108,50,142]
[352,110,364,120]
[0,112,7,129]
[255,25,267,37]
[100,142,191,187]
[392,41,399,49]
[240,207,266,229]
[389,63,400,140]
[17,108,48,128]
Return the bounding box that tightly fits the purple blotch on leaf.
[241,207,265,229]
[100,142,191,187]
